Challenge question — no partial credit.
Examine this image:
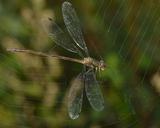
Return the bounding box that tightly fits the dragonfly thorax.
[83,57,106,71]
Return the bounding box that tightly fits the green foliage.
[0,0,159,127]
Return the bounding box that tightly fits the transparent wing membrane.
[62,2,89,56]
[42,18,78,53]
[68,73,84,119]
[85,69,104,111]
[6,1,105,120]
[41,1,105,119]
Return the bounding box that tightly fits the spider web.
[94,0,160,127]
[0,0,160,127]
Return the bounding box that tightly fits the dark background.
[0,0,160,127]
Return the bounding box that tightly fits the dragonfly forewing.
[62,2,89,56]
[7,1,105,120]
[42,18,78,53]
[68,73,84,119]
[85,69,104,111]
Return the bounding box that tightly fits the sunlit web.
[0,0,159,127]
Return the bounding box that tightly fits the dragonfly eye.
[99,60,106,70]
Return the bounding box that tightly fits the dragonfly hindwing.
[68,73,84,119]
[85,69,104,111]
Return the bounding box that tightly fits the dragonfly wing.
[68,73,84,119]
[85,69,104,111]
[62,2,89,55]
[42,18,78,53]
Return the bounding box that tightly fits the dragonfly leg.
[84,68,94,75]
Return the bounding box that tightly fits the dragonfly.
[7,1,106,119]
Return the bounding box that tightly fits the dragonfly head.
[99,60,106,71]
